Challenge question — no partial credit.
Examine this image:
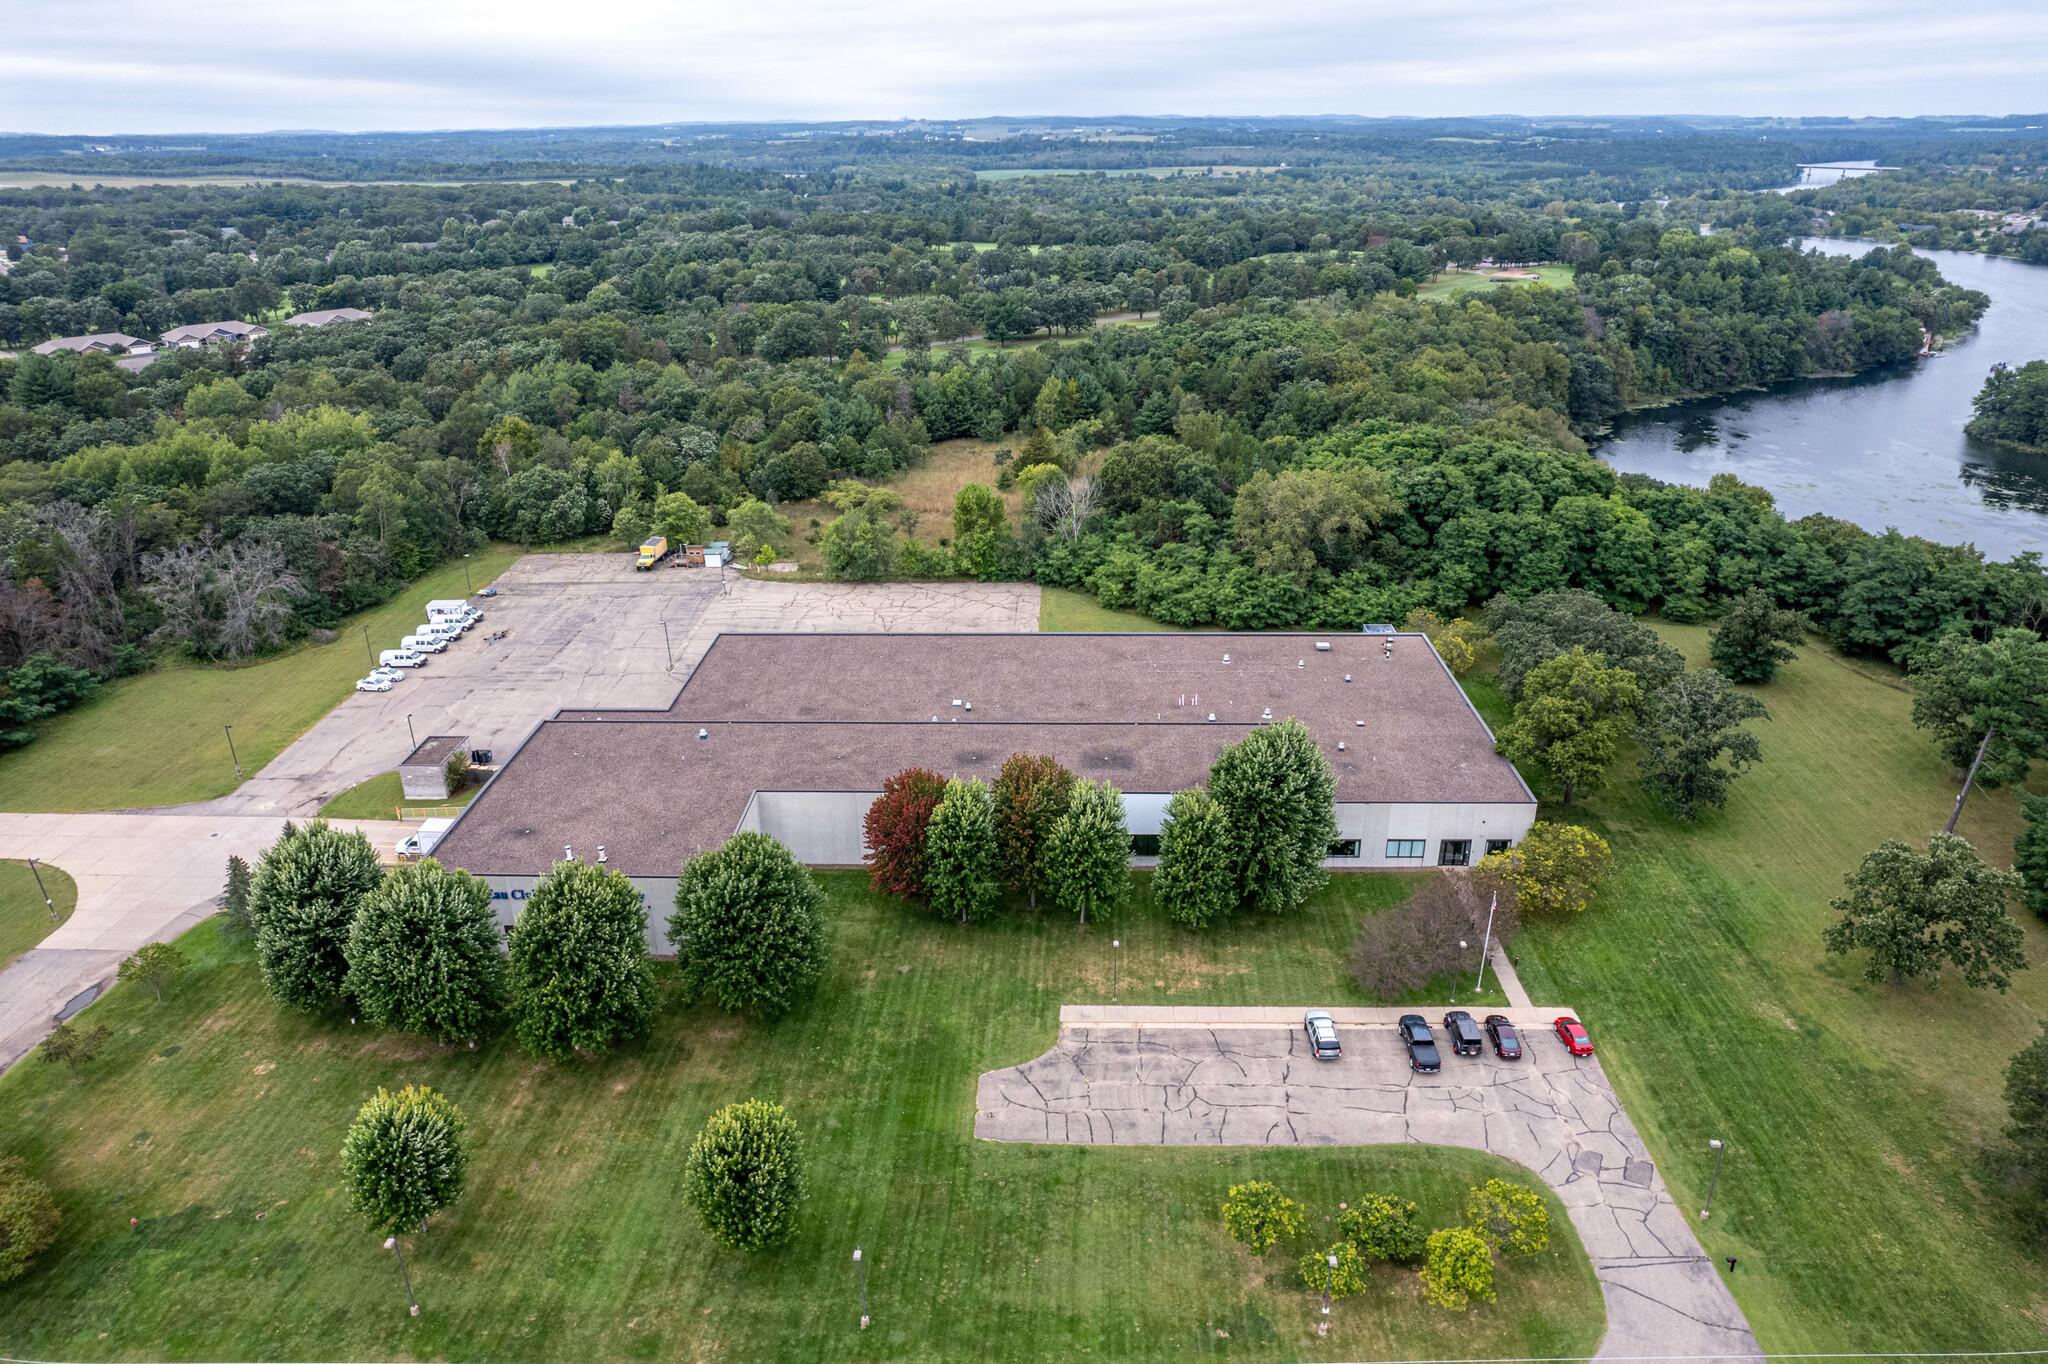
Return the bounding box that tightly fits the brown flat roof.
[434,632,1531,877]
[401,734,469,769]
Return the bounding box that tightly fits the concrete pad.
[975,1019,1759,1361]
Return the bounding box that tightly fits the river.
[1592,241,2048,560]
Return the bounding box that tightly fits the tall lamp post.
[27,856,56,921]
[461,553,473,595]
[853,1245,869,1329]
[406,714,417,750]
[1452,940,1466,1004]
[1474,892,1497,995]
[1111,938,1120,1003]
[224,724,241,777]
[1701,1139,1725,1220]
[1319,1252,1336,1335]
[362,623,375,669]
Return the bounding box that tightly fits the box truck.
[396,817,458,858]
[425,599,478,622]
[635,536,668,570]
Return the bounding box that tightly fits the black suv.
[1397,1015,1441,1073]
[1442,1010,1484,1057]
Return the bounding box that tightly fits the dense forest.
[1,136,2042,729]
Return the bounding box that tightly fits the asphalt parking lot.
[201,556,1041,815]
[976,1008,1759,1360]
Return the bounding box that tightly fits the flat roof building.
[433,631,1537,950]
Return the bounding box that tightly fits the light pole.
[362,623,375,669]
[1701,1139,1724,1220]
[1474,893,1497,996]
[461,553,473,595]
[406,714,417,751]
[1319,1251,1336,1335]
[662,619,674,672]
[27,856,56,921]
[1453,940,1466,1004]
[384,1235,420,1315]
[1112,938,1119,1003]
[224,724,241,777]
[853,1245,869,1329]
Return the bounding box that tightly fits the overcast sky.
[3,0,2044,134]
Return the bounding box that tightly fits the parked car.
[1443,1010,1483,1056]
[355,675,393,692]
[478,587,497,597]
[1397,1014,1441,1073]
[369,666,404,683]
[1304,1009,1341,1060]
[1554,1016,1594,1056]
[378,649,426,668]
[1483,1014,1522,1060]
[417,620,462,641]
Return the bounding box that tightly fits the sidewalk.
[0,812,412,1071]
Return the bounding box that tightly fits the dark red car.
[1553,1016,1594,1056]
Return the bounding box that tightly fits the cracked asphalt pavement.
[977,1021,1760,1360]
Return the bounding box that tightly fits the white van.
[401,634,446,654]
[379,648,426,668]
[425,599,478,622]
[416,621,461,643]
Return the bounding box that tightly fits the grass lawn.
[0,873,1604,1363]
[1494,623,2048,1352]
[1416,265,1577,301]
[0,547,522,813]
[316,771,482,821]
[0,858,77,972]
[1040,587,1186,634]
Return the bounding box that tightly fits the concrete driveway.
[976,1006,1760,1361]
[192,558,1041,816]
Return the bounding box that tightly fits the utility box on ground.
[399,734,470,800]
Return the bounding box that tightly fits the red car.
[1553,1016,1594,1056]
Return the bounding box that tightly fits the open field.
[1039,586,1186,633]
[1491,624,2047,1351]
[0,858,77,973]
[0,548,521,813]
[878,319,1160,370]
[0,871,1605,1363]
[317,771,482,821]
[1417,265,1577,300]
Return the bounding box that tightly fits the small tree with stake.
[1823,833,2026,990]
[40,1020,110,1075]
[118,942,187,1003]
[340,1085,468,1315]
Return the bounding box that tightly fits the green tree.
[1232,467,1396,587]
[248,820,384,1012]
[344,859,505,1039]
[1465,1178,1551,1257]
[1043,779,1129,926]
[2018,792,2048,920]
[0,1155,62,1284]
[1494,647,1643,804]
[2004,1021,2048,1243]
[1967,358,2048,452]
[1823,833,2027,990]
[683,1099,806,1251]
[1708,589,1809,684]
[819,507,897,581]
[117,942,187,1002]
[651,490,710,545]
[39,1020,110,1075]
[506,859,657,1059]
[1635,668,1768,821]
[670,831,828,1018]
[1474,822,1613,916]
[1909,628,2048,789]
[1221,1181,1305,1255]
[923,777,1000,924]
[1422,1226,1497,1310]
[1153,787,1236,928]
[951,482,1009,578]
[340,1086,468,1234]
[219,853,254,937]
[992,752,1074,908]
[1484,589,1685,703]
[1299,1241,1368,1298]
[1337,1193,1427,1264]
[1208,717,1337,915]
[725,498,790,564]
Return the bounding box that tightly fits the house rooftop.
[280,308,373,327]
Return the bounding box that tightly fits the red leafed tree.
[864,767,948,897]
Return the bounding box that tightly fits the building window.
[1386,839,1425,859]
[1129,834,1161,856]
[1327,839,1362,858]
[1438,840,1472,867]
[1485,839,1512,856]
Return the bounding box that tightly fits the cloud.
[1,0,2043,132]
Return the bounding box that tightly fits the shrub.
[340,1085,468,1234]
[1474,822,1612,917]
[506,859,657,1059]
[1299,1241,1368,1298]
[0,1155,62,1283]
[117,942,187,1002]
[219,853,254,937]
[249,820,385,1011]
[1208,717,1336,915]
[863,767,947,898]
[1153,787,1236,928]
[924,777,1000,924]
[1465,1178,1550,1257]
[1350,871,1514,999]
[1043,779,1129,926]
[1421,1225,1496,1310]
[683,1099,806,1251]
[1221,1181,1304,1255]
[671,832,828,1018]
[1338,1193,1427,1263]
[993,752,1074,907]
[39,1020,110,1075]
[344,858,505,1039]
